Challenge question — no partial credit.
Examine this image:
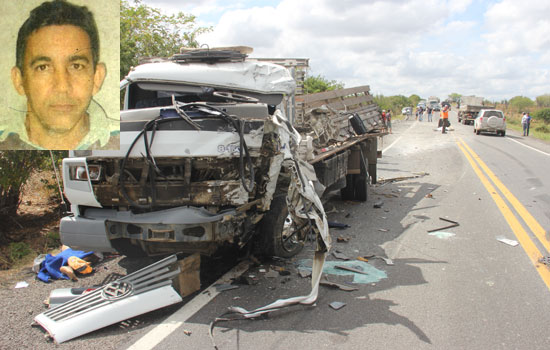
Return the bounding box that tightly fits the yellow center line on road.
[459,139,549,253]
[456,139,550,291]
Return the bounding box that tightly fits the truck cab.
[60,48,316,258]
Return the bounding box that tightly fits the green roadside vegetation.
[500,106,550,141]
[496,94,550,141]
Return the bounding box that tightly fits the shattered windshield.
[125,82,282,110]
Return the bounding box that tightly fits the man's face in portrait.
[11,24,105,133]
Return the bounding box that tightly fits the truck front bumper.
[60,206,238,253]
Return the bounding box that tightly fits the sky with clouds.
[142,0,549,102]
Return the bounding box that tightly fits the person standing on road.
[381,109,387,130]
[427,106,433,122]
[441,105,449,133]
[526,112,532,136]
[386,109,392,133]
[521,112,529,136]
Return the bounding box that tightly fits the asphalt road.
[4,112,550,349]
[125,112,550,350]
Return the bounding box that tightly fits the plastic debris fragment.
[496,236,519,246]
[329,301,346,310]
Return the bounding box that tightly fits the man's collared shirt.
[0,99,119,150]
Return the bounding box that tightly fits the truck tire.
[354,174,368,202]
[340,174,355,200]
[258,195,306,258]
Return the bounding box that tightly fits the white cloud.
[189,0,550,100]
[484,0,550,56]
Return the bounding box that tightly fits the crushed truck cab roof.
[124,60,296,95]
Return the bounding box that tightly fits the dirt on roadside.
[0,169,63,272]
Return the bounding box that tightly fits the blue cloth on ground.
[37,249,94,283]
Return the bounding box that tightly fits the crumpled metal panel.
[126,60,296,95]
[214,108,331,324]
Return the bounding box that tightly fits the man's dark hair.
[16,0,100,72]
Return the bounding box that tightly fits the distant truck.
[428,96,440,111]
[458,96,485,125]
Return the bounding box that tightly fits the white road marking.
[127,261,250,350]
[507,137,550,157]
[383,121,417,153]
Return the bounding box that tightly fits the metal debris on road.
[377,172,430,185]
[425,193,433,198]
[329,301,347,310]
[337,236,350,243]
[320,276,358,291]
[373,201,384,208]
[328,221,350,229]
[215,284,240,292]
[496,236,519,246]
[332,251,350,260]
[335,265,369,275]
[538,257,550,266]
[427,217,459,233]
[378,228,389,232]
[298,268,312,278]
[429,231,456,239]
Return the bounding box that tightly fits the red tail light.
[503,117,506,122]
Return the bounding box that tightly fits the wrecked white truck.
[59,48,385,259]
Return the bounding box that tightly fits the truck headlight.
[71,165,102,181]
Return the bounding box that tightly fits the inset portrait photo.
[0,0,120,150]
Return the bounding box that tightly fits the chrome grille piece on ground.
[34,255,182,343]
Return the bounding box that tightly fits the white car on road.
[474,109,506,136]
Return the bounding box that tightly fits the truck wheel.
[354,174,368,202]
[340,174,355,200]
[476,129,481,135]
[258,195,306,258]
[501,130,506,136]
